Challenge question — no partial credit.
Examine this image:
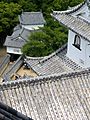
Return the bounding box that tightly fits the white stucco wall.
[66,30,90,68]
[22,24,44,30]
[66,3,90,68]
[7,47,22,55]
[85,41,90,67]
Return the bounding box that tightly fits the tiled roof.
[13,25,21,32]
[4,28,34,48]
[0,102,33,120]
[53,1,85,15]
[51,13,90,42]
[4,12,45,48]
[26,44,82,75]
[0,69,90,120]
[19,12,46,25]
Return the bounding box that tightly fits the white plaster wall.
[66,3,90,68]
[85,41,90,67]
[7,47,22,55]
[66,30,90,68]
[22,24,44,30]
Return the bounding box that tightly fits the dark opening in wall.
[73,35,81,50]
[9,53,20,62]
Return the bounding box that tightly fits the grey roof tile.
[0,102,33,120]
[4,36,26,48]
[19,12,46,25]
[0,69,90,120]
[53,1,85,15]
[4,28,35,48]
[4,12,45,48]
[52,13,90,42]
[25,44,82,76]
[13,25,21,32]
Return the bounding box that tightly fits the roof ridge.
[52,13,90,42]
[0,67,90,89]
[0,102,33,120]
[40,44,67,63]
[22,11,42,14]
[52,1,85,15]
[11,28,26,41]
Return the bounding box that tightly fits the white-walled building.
[52,0,90,68]
[4,12,45,57]
[2,2,90,119]
[4,27,36,55]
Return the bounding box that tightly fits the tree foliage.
[18,0,37,12]
[22,32,54,57]
[21,0,83,57]
[0,2,21,46]
[22,21,68,57]
[1,0,84,54]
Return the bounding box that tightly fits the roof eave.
[21,22,45,25]
[51,13,90,43]
[52,1,86,15]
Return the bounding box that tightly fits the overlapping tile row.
[2,56,24,82]
[0,69,90,120]
[0,54,10,75]
[26,44,81,76]
[0,102,32,120]
[25,56,44,70]
[53,1,85,15]
[52,13,90,42]
[5,56,23,77]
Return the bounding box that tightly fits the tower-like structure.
[52,0,90,68]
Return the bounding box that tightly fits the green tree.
[69,0,83,7]
[0,0,83,50]
[22,24,67,57]
[22,32,54,57]
[18,0,37,12]
[0,2,21,46]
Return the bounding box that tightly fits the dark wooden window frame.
[73,35,81,50]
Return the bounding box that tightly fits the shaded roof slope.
[53,1,85,15]
[4,11,45,48]
[51,13,90,42]
[25,44,82,75]
[1,68,90,120]
[4,28,36,48]
[19,12,46,25]
[0,102,33,120]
